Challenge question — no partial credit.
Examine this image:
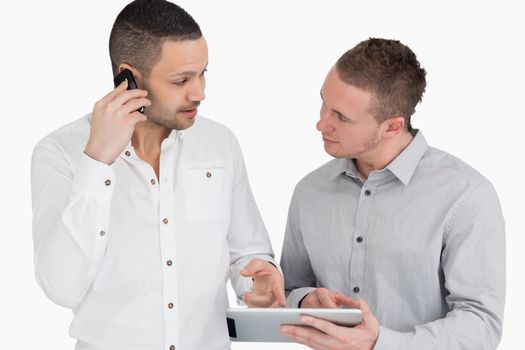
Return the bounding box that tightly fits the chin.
[154,115,195,131]
[181,116,197,129]
[323,145,339,158]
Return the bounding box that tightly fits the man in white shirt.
[31,1,285,349]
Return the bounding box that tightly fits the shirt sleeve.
[31,138,114,308]
[280,184,318,307]
[225,133,276,301]
[375,180,506,350]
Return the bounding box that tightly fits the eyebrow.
[320,90,347,118]
[169,64,208,78]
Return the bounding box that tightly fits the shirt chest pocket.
[183,163,229,220]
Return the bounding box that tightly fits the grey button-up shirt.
[280,131,505,349]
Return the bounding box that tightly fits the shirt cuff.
[374,326,407,350]
[286,287,317,308]
[70,152,116,204]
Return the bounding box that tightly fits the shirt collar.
[329,130,428,186]
[330,158,361,181]
[385,130,428,186]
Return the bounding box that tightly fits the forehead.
[322,68,375,114]
[152,37,208,74]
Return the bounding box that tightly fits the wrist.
[84,145,116,165]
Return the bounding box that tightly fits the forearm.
[32,149,114,308]
[35,218,103,307]
[375,309,502,350]
[281,191,317,308]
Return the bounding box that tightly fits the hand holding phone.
[113,69,145,113]
[84,69,150,164]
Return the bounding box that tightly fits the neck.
[131,120,171,178]
[356,131,414,179]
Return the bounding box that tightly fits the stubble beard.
[142,89,199,131]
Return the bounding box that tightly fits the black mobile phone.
[113,69,145,113]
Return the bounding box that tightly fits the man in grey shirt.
[279,38,505,349]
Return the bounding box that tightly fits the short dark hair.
[335,38,426,131]
[109,0,202,77]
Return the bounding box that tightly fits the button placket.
[158,135,179,349]
[349,181,378,300]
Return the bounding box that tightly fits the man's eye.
[337,113,347,122]
[173,79,187,86]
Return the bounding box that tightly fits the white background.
[1,1,523,349]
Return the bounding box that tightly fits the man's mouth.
[322,136,337,144]
[181,108,197,117]
[178,103,200,118]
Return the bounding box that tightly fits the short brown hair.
[109,0,202,77]
[335,38,426,131]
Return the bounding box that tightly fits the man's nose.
[316,111,334,133]
[188,78,205,102]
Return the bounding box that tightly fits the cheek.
[155,87,185,108]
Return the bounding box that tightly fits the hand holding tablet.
[226,308,363,342]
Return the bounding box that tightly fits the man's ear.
[117,64,143,85]
[382,115,406,139]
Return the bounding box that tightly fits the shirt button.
[168,302,174,309]
[99,230,106,236]
[364,189,371,196]
[150,179,156,185]
[356,236,363,243]
[105,179,111,186]
[206,171,212,178]
[170,346,175,350]
[353,286,360,293]
[166,260,173,266]
[163,218,168,224]
[125,151,131,157]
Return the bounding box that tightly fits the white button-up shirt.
[31,114,274,350]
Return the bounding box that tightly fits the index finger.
[111,88,149,108]
[299,315,341,336]
[316,289,338,308]
[333,293,360,309]
[99,79,129,103]
[240,259,273,277]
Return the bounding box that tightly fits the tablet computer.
[226,308,362,342]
